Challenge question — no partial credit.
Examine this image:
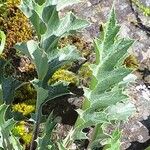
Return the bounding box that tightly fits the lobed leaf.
[0,104,23,150]
[36,113,58,150]
[73,7,136,148]
[19,0,89,53]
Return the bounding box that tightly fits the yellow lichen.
[12,121,32,145]
[49,69,79,85]
[12,102,35,116]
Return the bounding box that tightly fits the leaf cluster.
[0,0,137,150]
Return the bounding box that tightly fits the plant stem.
[30,106,42,150]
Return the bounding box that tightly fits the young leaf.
[19,0,90,52]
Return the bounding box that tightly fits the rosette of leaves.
[64,7,136,149]
[14,0,89,149]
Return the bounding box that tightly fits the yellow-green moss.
[22,133,32,145]
[13,83,36,116]
[49,69,79,85]
[12,121,32,145]
[12,102,35,115]
[132,0,150,16]
[15,83,36,102]
[78,63,92,79]
[0,1,7,18]
[0,53,6,60]
[78,63,92,86]
[0,0,32,50]
[6,0,20,8]
[4,9,32,49]
[23,63,35,73]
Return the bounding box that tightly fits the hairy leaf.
[19,0,89,53]
[73,7,136,148]
[107,101,136,121]
[15,2,88,148]
[0,104,23,150]
[36,113,59,150]
[42,45,82,87]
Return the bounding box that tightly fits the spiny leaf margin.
[72,7,136,149]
